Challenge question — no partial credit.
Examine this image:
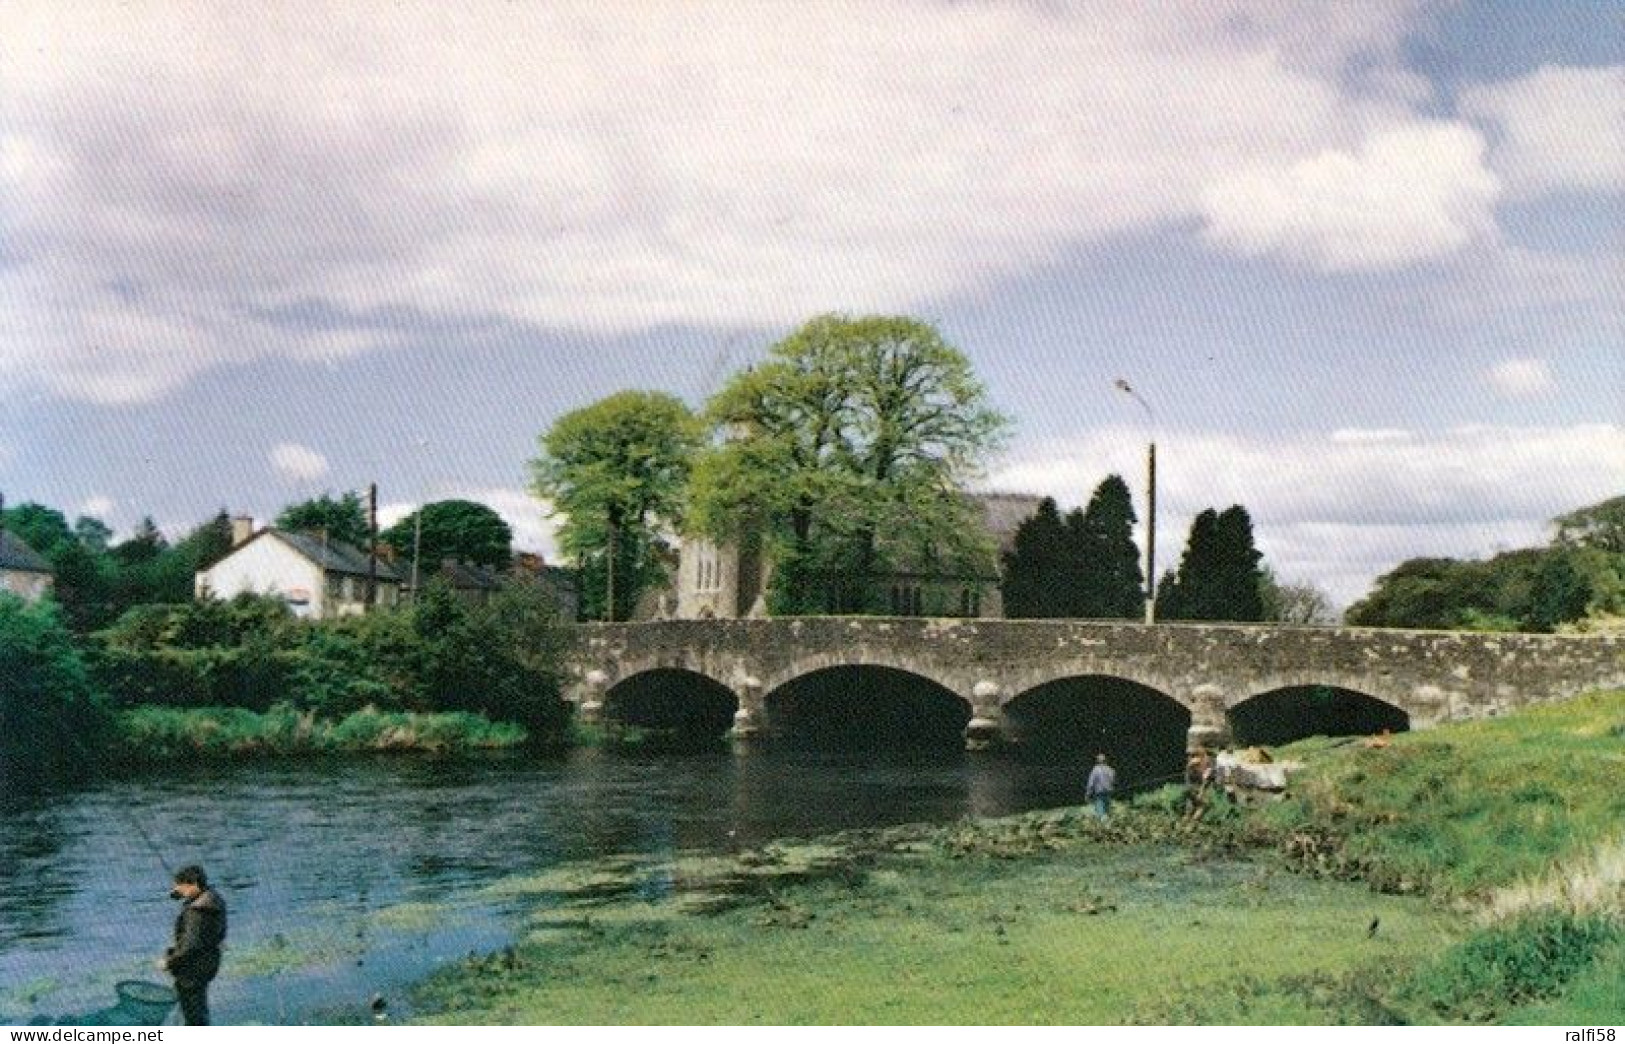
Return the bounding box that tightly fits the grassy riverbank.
[411,688,1625,1024]
[111,704,527,760]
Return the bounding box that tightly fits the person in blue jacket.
[1085,753,1117,819]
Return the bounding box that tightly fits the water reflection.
[0,744,1105,1024]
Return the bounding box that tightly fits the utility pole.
[1146,440,1156,624]
[366,483,379,611]
[1115,378,1158,624]
[604,508,618,623]
[411,508,422,601]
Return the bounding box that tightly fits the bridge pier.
[1186,689,1232,752]
[964,680,1005,751]
[576,669,610,725]
[730,674,766,743]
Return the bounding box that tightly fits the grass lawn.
[416,841,1453,1024]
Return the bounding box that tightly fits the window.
[694,546,724,594]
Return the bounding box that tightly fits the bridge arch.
[1002,675,1190,785]
[762,664,972,751]
[1229,683,1410,748]
[601,667,740,742]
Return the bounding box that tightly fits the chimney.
[231,516,255,546]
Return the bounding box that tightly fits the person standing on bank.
[1085,753,1117,819]
[161,865,228,1026]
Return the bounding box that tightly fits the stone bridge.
[565,617,1624,751]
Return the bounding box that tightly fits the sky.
[1,0,1621,607]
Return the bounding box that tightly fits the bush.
[112,703,525,759]
[87,582,571,742]
[1403,912,1621,1022]
[0,594,110,777]
[102,593,293,650]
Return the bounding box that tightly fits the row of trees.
[1,502,236,631]
[0,494,518,632]
[276,493,515,571]
[532,315,1009,618]
[1346,496,1625,633]
[1001,485,1300,624]
[528,311,1324,625]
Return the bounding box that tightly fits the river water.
[0,746,1104,1025]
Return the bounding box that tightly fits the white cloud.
[989,422,1625,607]
[78,495,114,519]
[465,488,561,561]
[1487,357,1555,398]
[1461,65,1625,198]
[377,502,415,532]
[1199,122,1501,270]
[269,442,330,482]
[1,1,1451,403]
[1329,428,1411,444]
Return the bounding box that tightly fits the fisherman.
[1085,753,1117,819]
[161,865,228,1026]
[1183,747,1212,818]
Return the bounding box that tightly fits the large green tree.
[1157,505,1266,622]
[530,391,702,621]
[691,314,1007,614]
[1,501,75,556]
[383,499,514,573]
[276,491,370,547]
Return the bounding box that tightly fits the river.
[0,746,1108,1025]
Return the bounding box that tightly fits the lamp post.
[1114,379,1157,624]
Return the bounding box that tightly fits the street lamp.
[1114,378,1157,625]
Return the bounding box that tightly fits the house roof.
[408,559,504,592]
[0,530,52,574]
[270,529,404,581]
[969,492,1046,555]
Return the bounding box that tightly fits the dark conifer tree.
[1001,497,1068,618]
[1060,506,1090,616]
[1158,510,1215,620]
[1212,505,1266,621]
[1073,475,1144,618]
[1158,505,1266,622]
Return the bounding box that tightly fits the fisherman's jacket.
[167,888,228,985]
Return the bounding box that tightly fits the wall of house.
[1,568,52,602]
[676,538,740,619]
[196,535,326,617]
[881,577,1002,619]
[323,573,400,616]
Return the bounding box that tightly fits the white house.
[0,530,53,603]
[195,518,402,619]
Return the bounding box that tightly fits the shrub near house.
[0,594,109,777]
[87,583,571,758]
